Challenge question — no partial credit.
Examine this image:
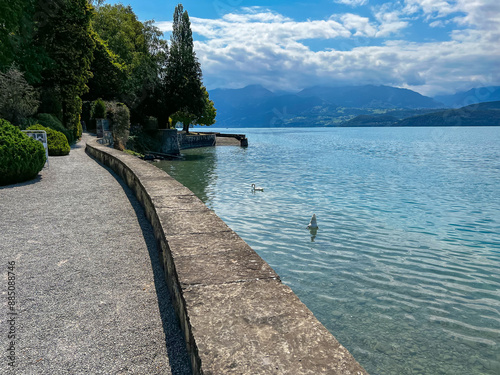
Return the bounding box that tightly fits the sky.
[107,0,500,96]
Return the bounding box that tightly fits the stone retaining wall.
[85,137,368,375]
[178,133,216,149]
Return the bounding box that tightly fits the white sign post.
[22,130,49,168]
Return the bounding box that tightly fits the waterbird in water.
[251,184,264,192]
[307,214,318,229]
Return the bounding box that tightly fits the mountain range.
[207,84,500,128]
[395,101,500,127]
[435,87,500,108]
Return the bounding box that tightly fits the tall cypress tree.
[163,3,204,130]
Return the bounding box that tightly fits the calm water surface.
[156,127,500,375]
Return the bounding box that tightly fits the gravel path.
[0,135,191,374]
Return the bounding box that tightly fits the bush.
[36,113,75,144]
[0,68,39,126]
[108,102,130,151]
[91,98,106,119]
[0,119,46,186]
[27,124,70,156]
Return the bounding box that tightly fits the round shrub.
[27,124,70,156]
[0,119,46,186]
[37,113,75,144]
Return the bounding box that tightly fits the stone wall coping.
[85,137,368,375]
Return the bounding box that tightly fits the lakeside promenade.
[0,135,190,374]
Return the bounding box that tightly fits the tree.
[171,86,216,133]
[162,4,205,129]
[89,4,168,121]
[198,86,217,127]
[85,34,126,101]
[0,67,39,125]
[35,0,95,137]
[0,0,49,84]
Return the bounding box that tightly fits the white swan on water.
[307,214,318,229]
[251,184,264,192]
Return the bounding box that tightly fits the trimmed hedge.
[0,119,46,186]
[28,124,70,156]
[36,113,75,144]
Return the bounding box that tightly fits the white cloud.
[372,3,409,36]
[403,0,458,18]
[429,20,445,28]
[156,3,500,95]
[340,14,377,37]
[223,7,292,23]
[188,16,351,44]
[334,0,369,7]
[403,0,500,30]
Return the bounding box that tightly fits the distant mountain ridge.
[344,101,500,127]
[435,86,500,108]
[395,101,500,127]
[297,85,441,109]
[208,84,497,128]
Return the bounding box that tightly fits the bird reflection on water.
[309,227,318,242]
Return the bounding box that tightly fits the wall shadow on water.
[155,147,218,206]
[102,164,192,375]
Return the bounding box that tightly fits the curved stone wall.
[85,137,368,375]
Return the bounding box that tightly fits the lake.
[155,127,500,375]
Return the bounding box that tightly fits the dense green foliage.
[35,0,95,138]
[1,0,96,138]
[27,124,70,156]
[91,98,107,119]
[1,1,215,153]
[36,113,75,144]
[0,68,39,125]
[0,0,48,84]
[171,86,217,132]
[197,86,217,126]
[0,0,29,69]
[0,119,46,185]
[86,35,126,100]
[88,4,168,123]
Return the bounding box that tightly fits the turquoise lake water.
[155,127,500,374]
